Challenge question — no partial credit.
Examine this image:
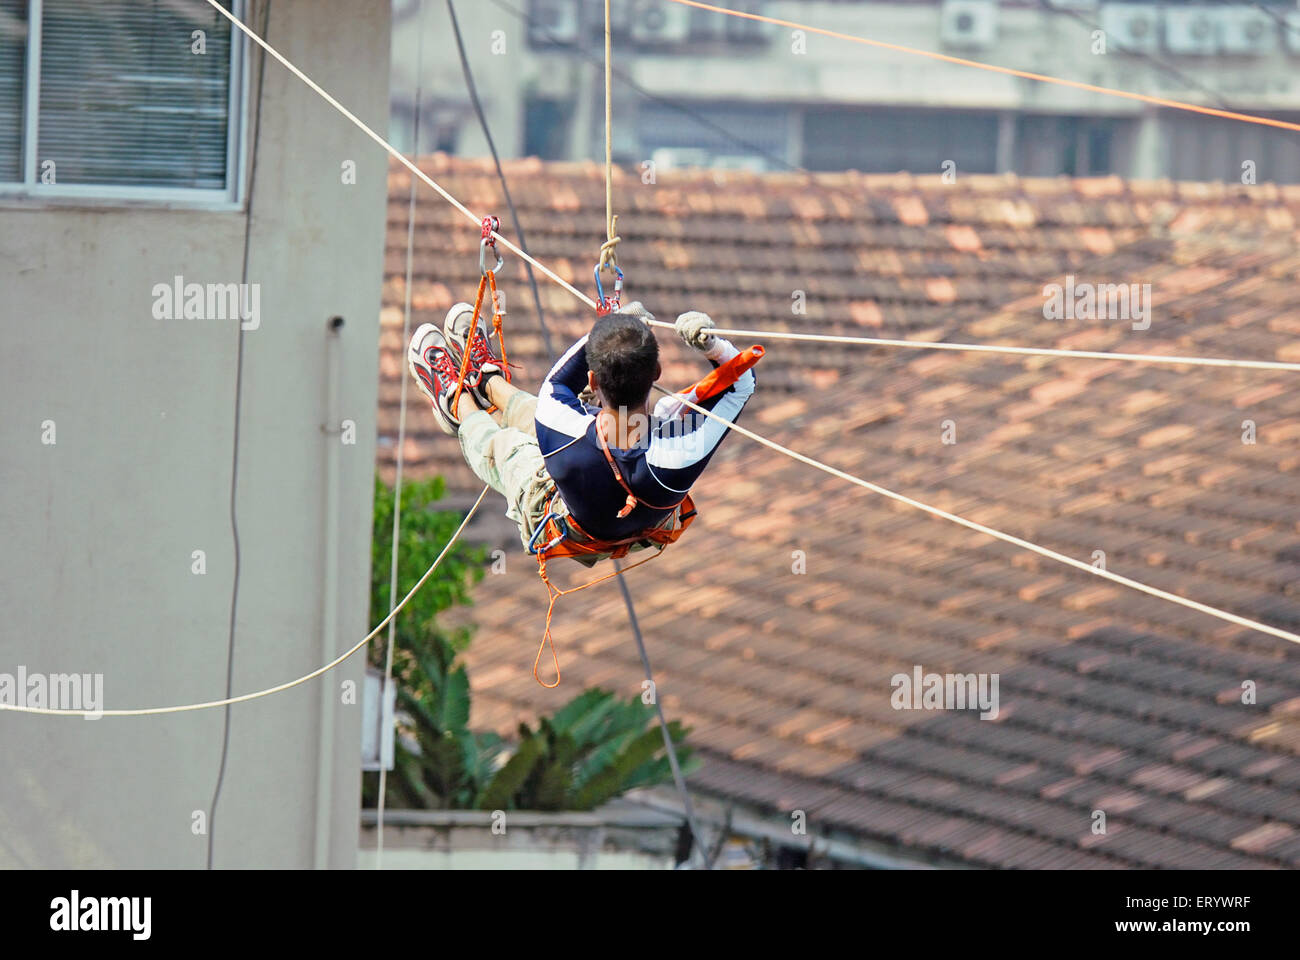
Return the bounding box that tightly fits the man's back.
[536,331,756,542]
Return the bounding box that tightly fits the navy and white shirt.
[535,332,756,542]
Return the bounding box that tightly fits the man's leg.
[483,374,539,435]
[456,391,550,545]
[456,395,511,499]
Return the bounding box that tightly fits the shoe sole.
[407,323,459,436]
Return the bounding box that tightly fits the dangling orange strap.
[530,497,694,687]
[534,547,661,688]
[449,273,489,416]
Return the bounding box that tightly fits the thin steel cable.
[643,320,1300,373]
[599,0,704,868]
[604,0,614,251]
[446,0,555,359]
[651,384,1300,648]
[614,560,711,869]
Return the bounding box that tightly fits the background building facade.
[391,0,1300,183]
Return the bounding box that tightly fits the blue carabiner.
[594,263,624,316]
[527,511,569,555]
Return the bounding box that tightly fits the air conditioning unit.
[1164,6,1217,55]
[1218,8,1277,56]
[1287,11,1300,55]
[529,0,580,47]
[1099,4,1159,54]
[725,1,777,43]
[629,0,692,46]
[940,0,998,50]
[650,147,711,171]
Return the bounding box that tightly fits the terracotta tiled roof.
[379,156,1300,868]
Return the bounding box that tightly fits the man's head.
[586,312,661,410]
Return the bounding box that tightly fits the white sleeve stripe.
[536,380,595,439]
[645,370,752,470]
[535,334,595,440]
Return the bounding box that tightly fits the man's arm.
[535,334,595,443]
[647,313,756,472]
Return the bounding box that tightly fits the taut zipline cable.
[651,385,1300,649]
[643,321,1300,373]
[665,0,1300,134]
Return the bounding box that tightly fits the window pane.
[0,0,25,182]
[38,0,234,190]
[638,101,791,171]
[803,107,999,175]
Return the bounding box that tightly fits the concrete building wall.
[0,0,391,868]
[392,0,1300,181]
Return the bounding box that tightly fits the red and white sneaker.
[407,323,465,435]
[443,301,505,409]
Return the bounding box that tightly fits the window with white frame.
[0,0,246,204]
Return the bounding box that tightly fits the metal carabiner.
[479,215,503,276]
[594,262,624,316]
[527,511,569,555]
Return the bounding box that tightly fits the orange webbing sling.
[449,217,514,416]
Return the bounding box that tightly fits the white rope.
[645,321,1300,373]
[0,488,490,717]
[652,385,1300,647]
[203,0,599,313]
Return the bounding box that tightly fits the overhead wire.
[207,0,272,871]
[663,0,1300,133]
[642,321,1300,373]
[446,0,555,359]
[1035,0,1239,112]
[482,0,809,175]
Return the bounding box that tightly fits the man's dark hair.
[586,313,659,409]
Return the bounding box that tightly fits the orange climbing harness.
[527,488,697,688]
[449,216,513,415]
[524,334,765,687]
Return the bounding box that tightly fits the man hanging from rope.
[406,301,756,567]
